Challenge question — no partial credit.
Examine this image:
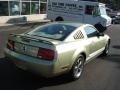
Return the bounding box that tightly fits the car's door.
[84,26,105,55]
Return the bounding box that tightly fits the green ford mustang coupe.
[4,22,110,80]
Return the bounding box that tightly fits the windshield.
[100,6,107,15]
[27,23,76,41]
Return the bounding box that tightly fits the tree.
[98,0,120,10]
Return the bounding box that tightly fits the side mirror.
[97,33,104,37]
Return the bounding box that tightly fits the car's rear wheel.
[70,54,85,80]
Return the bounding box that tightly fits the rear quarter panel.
[56,40,89,72]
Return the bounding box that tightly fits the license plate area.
[14,42,38,57]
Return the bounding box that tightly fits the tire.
[69,54,85,80]
[102,42,110,56]
[112,19,116,24]
[112,21,115,24]
[55,17,63,21]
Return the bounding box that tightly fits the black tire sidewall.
[102,42,110,56]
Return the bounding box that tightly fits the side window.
[85,5,94,15]
[84,26,98,38]
[93,6,100,16]
[74,30,84,40]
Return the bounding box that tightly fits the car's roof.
[49,21,85,28]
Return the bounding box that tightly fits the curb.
[0,19,51,27]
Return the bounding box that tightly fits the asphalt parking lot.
[0,23,120,90]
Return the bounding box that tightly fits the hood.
[101,15,112,27]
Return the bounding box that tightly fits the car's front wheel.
[70,54,85,80]
[102,41,110,56]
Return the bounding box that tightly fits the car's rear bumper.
[4,48,58,78]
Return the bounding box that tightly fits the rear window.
[27,23,76,40]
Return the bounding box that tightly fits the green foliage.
[98,0,120,10]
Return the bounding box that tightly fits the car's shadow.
[1,54,120,90]
[112,45,120,49]
[99,54,120,68]
[0,57,74,90]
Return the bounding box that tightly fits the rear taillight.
[37,48,54,61]
[7,40,14,50]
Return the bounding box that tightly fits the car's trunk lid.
[8,34,59,60]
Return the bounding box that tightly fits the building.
[0,0,47,24]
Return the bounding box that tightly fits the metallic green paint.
[4,22,110,78]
